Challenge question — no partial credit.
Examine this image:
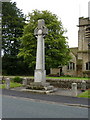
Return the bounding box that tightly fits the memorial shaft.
[34,19,48,84]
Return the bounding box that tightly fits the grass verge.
[0,82,23,89]
[3,76,89,80]
[77,90,90,98]
[47,76,89,80]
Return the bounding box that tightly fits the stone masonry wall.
[26,78,90,89]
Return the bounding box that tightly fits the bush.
[63,74,72,77]
[48,74,60,77]
[12,76,23,83]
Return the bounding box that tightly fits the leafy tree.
[18,10,71,71]
[2,1,27,75]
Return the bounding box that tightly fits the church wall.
[50,68,60,75]
[62,52,77,77]
[62,66,77,77]
[82,53,89,71]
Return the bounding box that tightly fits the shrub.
[48,74,60,77]
[63,74,72,77]
[12,76,23,83]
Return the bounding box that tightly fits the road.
[1,95,88,118]
[2,89,88,106]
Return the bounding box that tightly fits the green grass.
[77,90,90,98]
[3,75,89,80]
[47,76,89,80]
[0,82,23,89]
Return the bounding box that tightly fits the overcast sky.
[12,0,89,48]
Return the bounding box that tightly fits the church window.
[85,27,90,38]
[67,62,75,70]
[86,62,90,70]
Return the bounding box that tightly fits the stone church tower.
[77,17,90,77]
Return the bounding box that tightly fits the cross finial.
[38,19,45,29]
[34,19,48,36]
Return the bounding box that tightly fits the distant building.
[50,17,90,77]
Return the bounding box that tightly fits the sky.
[12,0,89,48]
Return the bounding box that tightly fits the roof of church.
[70,47,78,56]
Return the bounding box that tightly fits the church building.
[50,17,90,77]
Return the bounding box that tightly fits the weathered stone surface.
[81,80,86,92]
[27,19,56,93]
[34,19,48,36]
[34,19,48,84]
[6,78,10,89]
[71,83,77,96]
[22,78,27,86]
[0,76,2,84]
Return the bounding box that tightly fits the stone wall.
[26,78,90,89]
[46,79,90,89]
[2,77,90,89]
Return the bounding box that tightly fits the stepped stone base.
[21,88,57,94]
[24,82,57,94]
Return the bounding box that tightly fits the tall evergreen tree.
[2,1,26,75]
[2,1,25,55]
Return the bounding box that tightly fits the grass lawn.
[47,76,89,80]
[77,90,90,98]
[3,76,89,80]
[0,82,23,89]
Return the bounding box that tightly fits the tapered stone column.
[34,19,48,84]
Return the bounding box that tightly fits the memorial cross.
[34,19,48,84]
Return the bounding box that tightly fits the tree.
[2,1,26,75]
[2,1,25,55]
[18,10,71,72]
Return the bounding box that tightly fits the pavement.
[11,86,82,96]
[1,87,89,108]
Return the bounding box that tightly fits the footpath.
[1,87,89,108]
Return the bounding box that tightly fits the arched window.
[86,62,90,70]
[67,62,75,70]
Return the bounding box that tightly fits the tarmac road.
[2,95,88,118]
[1,89,89,106]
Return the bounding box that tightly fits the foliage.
[48,74,60,77]
[2,1,25,55]
[12,76,23,83]
[26,85,44,90]
[2,1,27,75]
[18,10,71,70]
[0,82,22,89]
[2,55,32,75]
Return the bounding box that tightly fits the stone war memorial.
[26,19,56,93]
[34,19,48,84]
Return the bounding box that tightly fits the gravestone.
[34,19,48,84]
